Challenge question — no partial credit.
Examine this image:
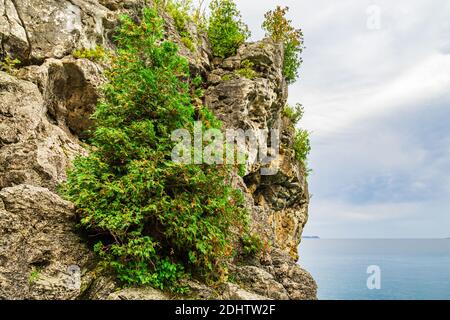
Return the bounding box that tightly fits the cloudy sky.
[233,0,450,238]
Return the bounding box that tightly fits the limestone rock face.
[18,57,106,138]
[205,40,286,129]
[0,0,111,63]
[0,0,316,300]
[160,9,212,75]
[233,265,290,300]
[221,283,268,300]
[107,287,170,300]
[0,185,93,300]
[205,39,310,261]
[0,71,86,190]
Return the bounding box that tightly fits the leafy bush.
[0,55,20,75]
[207,0,250,58]
[165,0,192,31]
[284,103,311,171]
[28,267,41,284]
[262,6,304,84]
[283,102,310,166]
[241,233,263,258]
[283,103,304,125]
[293,129,311,166]
[181,36,196,52]
[61,8,249,291]
[236,59,258,79]
[164,0,197,52]
[221,73,233,81]
[156,0,207,29]
[73,45,109,62]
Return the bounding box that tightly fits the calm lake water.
[298,239,450,300]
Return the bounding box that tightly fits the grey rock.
[181,279,219,300]
[270,249,317,300]
[221,283,268,301]
[0,0,110,62]
[158,6,212,75]
[204,38,309,261]
[108,287,170,300]
[18,56,106,138]
[0,185,93,300]
[80,275,118,300]
[234,266,289,300]
[0,71,86,190]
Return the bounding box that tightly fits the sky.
[231,0,450,238]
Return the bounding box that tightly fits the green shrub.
[241,233,263,258]
[156,0,206,29]
[236,59,258,79]
[73,45,109,62]
[293,129,311,166]
[163,0,197,52]
[262,6,304,84]
[166,0,192,30]
[283,103,304,125]
[283,103,311,171]
[221,73,233,81]
[0,56,21,75]
[190,74,205,99]
[61,8,249,291]
[29,267,41,284]
[181,36,196,52]
[238,164,246,178]
[207,0,250,58]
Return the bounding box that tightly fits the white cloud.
[234,0,450,238]
[299,53,450,136]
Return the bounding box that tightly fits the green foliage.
[0,55,21,75]
[283,41,303,85]
[192,74,203,87]
[236,59,258,79]
[283,103,311,172]
[155,0,207,29]
[284,103,311,168]
[164,0,197,52]
[262,6,304,84]
[241,233,263,258]
[181,36,196,52]
[61,8,249,291]
[29,267,41,284]
[293,129,311,167]
[238,164,246,178]
[221,73,233,81]
[166,0,192,31]
[191,74,205,99]
[283,103,304,125]
[73,45,109,63]
[207,0,250,58]
[283,103,311,171]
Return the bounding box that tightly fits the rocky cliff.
[0,0,316,300]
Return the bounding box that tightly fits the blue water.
[298,239,450,300]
